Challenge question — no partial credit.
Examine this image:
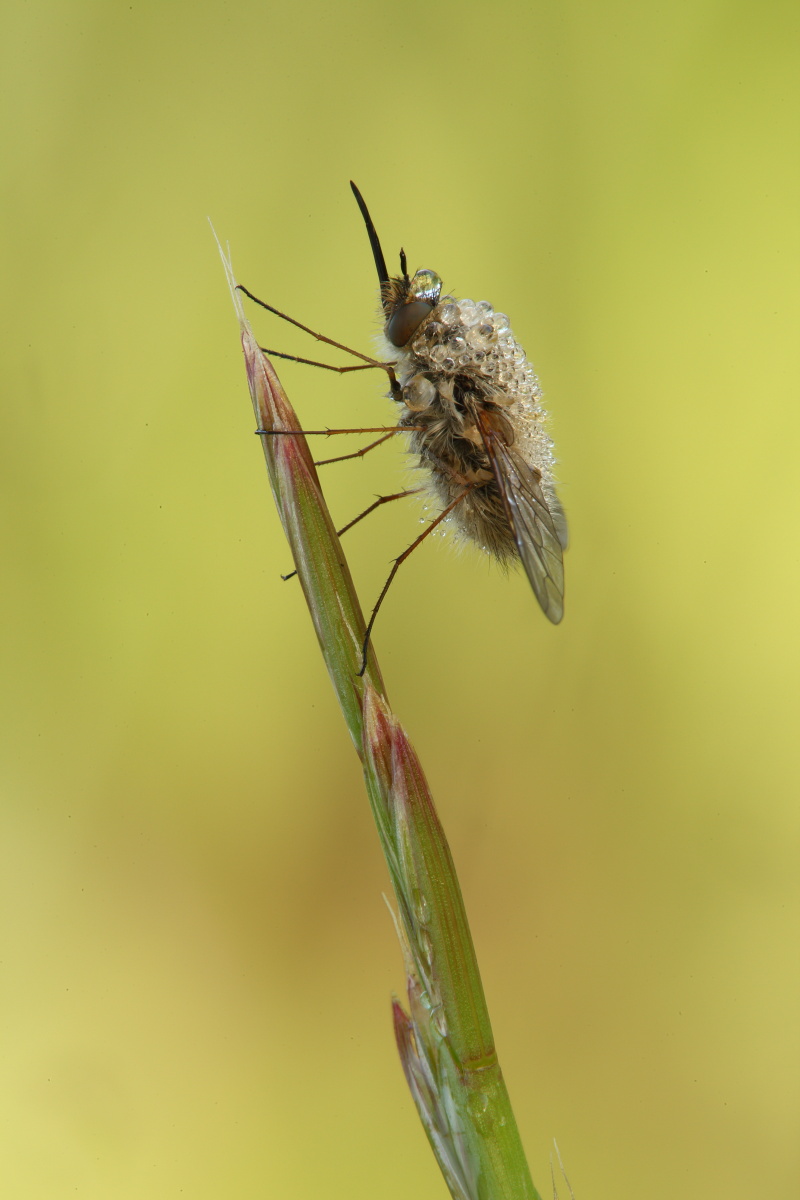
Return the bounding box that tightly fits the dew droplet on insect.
[466,326,489,350]
[457,299,477,325]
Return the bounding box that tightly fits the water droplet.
[413,890,430,926]
[432,1006,448,1038]
[418,928,434,966]
[468,1092,490,1119]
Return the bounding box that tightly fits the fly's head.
[382,267,443,348]
[350,181,443,349]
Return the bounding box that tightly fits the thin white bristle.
[208,218,246,328]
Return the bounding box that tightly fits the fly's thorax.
[378,280,557,494]
[396,296,556,479]
[407,297,542,404]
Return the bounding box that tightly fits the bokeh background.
[2,2,798,1197]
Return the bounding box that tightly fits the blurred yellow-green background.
[2,2,798,1197]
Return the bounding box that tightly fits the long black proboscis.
[350,181,390,299]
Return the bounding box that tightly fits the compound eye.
[385,300,433,347]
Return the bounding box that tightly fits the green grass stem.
[218,240,545,1200]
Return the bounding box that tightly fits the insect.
[241,184,567,671]
[349,182,567,624]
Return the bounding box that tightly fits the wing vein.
[476,411,565,624]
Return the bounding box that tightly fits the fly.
[240,183,567,673]
[350,182,567,625]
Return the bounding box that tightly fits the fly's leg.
[314,430,396,467]
[256,426,419,466]
[281,489,422,581]
[336,489,422,538]
[258,348,386,375]
[357,486,474,676]
[238,284,402,400]
[254,426,422,438]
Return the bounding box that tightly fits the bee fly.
[241,183,567,671]
[350,183,566,613]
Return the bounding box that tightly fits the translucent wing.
[477,410,566,623]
